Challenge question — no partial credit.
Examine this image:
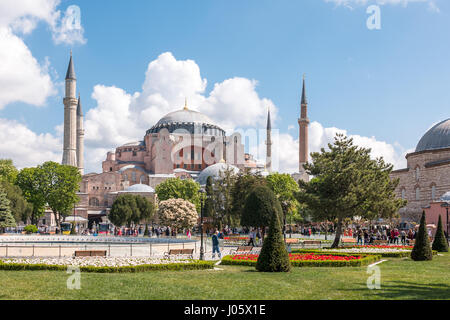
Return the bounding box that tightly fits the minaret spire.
[62,52,78,167]
[266,107,272,173]
[76,93,84,175]
[298,74,310,182]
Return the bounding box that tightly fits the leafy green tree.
[0,187,16,232]
[266,173,300,238]
[255,195,291,272]
[411,211,433,261]
[242,186,283,240]
[23,224,38,234]
[0,181,32,224]
[431,214,448,252]
[0,159,19,184]
[296,134,406,248]
[16,167,47,225]
[39,162,82,230]
[135,195,155,224]
[155,178,200,211]
[211,168,237,228]
[109,194,134,227]
[231,169,266,220]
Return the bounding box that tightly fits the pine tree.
[256,196,291,272]
[432,215,448,252]
[0,187,16,233]
[144,224,150,237]
[411,211,433,261]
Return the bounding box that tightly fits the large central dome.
[415,118,450,152]
[146,107,225,136]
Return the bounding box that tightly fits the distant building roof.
[119,184,155,193]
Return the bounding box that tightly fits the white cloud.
[0,27,56,109]
[272,121,409,173]
[0,118,61,169]
[0,0,86,109]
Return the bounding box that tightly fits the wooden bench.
[285,238,299,244]
[301,240,322,248]
[164,249,194,259]
[407,239,415,245]
[74,250,107,257]
[341,238,357,246]
[231,246,254,254]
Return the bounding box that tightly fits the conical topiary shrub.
[432,215,448,252]
[411,211,433,261]
[144,224,149,237]
[256,201,291,272]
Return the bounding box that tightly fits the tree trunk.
[331,219,343,248]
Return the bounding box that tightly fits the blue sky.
[0,0,449,172]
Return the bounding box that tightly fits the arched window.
[415,166,420,181]
[431,185,436,200]
[132,171,136,182]
[140,175,146,184]
[123,174,128,181]
[415,187,420,201]
[401,188,406,200]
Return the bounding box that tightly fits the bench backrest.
[303,240,321,244]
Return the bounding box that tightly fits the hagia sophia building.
[59,53,448,228]
[61,54,311,226]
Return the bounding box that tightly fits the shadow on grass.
[342,280,450,300]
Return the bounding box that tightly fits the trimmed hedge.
[0,260,215,273]
[221,253,381,268]
[293,248,438,258]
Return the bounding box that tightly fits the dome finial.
[183,97,188,110]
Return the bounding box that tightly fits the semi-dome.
[441,191,450,203]
[120,184,155,193]
[415,118,450,152]
[146,107,225,136]
[196,162,239,185]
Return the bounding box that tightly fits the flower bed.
[221,252,380,267]
[293,248,438,258]
[0,257,215,273]
[349,245,413,249]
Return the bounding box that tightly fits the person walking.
[212,230,221,259]
[247,228,256,246]
[401,229,406,245]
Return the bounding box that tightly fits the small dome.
[196,162,239,185]
[415,119,450,152]
[441,191,450,203]
[120,184,155,193]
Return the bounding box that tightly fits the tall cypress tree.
[411,211,433,261]
[204,176,214,217]
[0,187,16,233]
[432,215,448,252]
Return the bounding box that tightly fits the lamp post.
[198,188,206,260]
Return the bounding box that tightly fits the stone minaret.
[62,52,78,167]
[265,108,272,172]
[298,75,309,182]
[76,94,84,175]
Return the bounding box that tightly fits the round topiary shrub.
[242,185,283,232]
[411,211,433,261]
[432,215,448,252]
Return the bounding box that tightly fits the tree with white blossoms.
[157,199,199,234]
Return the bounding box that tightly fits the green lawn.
[1,253,449,300]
